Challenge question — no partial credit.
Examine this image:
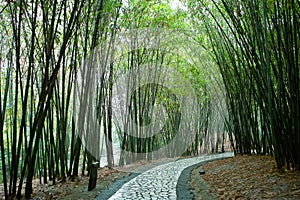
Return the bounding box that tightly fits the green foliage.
[120,0,190,29]
[196,0,300,170]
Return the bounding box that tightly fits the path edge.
[176,154,233,200]
[94,172,140,200]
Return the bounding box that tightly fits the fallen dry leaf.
[190,155,300,199]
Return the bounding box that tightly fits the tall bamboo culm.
[202,0,299,170]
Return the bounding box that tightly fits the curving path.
[96,152,234,200]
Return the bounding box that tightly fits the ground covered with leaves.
[190,155,300,199]
[0,168,129,200]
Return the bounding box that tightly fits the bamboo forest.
[0,0,299,199]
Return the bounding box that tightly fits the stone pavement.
[96,152,234,200]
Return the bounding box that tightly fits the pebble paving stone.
[95,152,234,200]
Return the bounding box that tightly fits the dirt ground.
[4,168,129,200]
[190,155,300,200]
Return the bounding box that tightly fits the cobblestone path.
[101,152,234,200]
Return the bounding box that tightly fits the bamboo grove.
[0,0,299,199]
[188,0,299,169]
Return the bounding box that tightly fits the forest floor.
[2,168,129,200]
[190,155,300,199]
[1,155,299,199]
